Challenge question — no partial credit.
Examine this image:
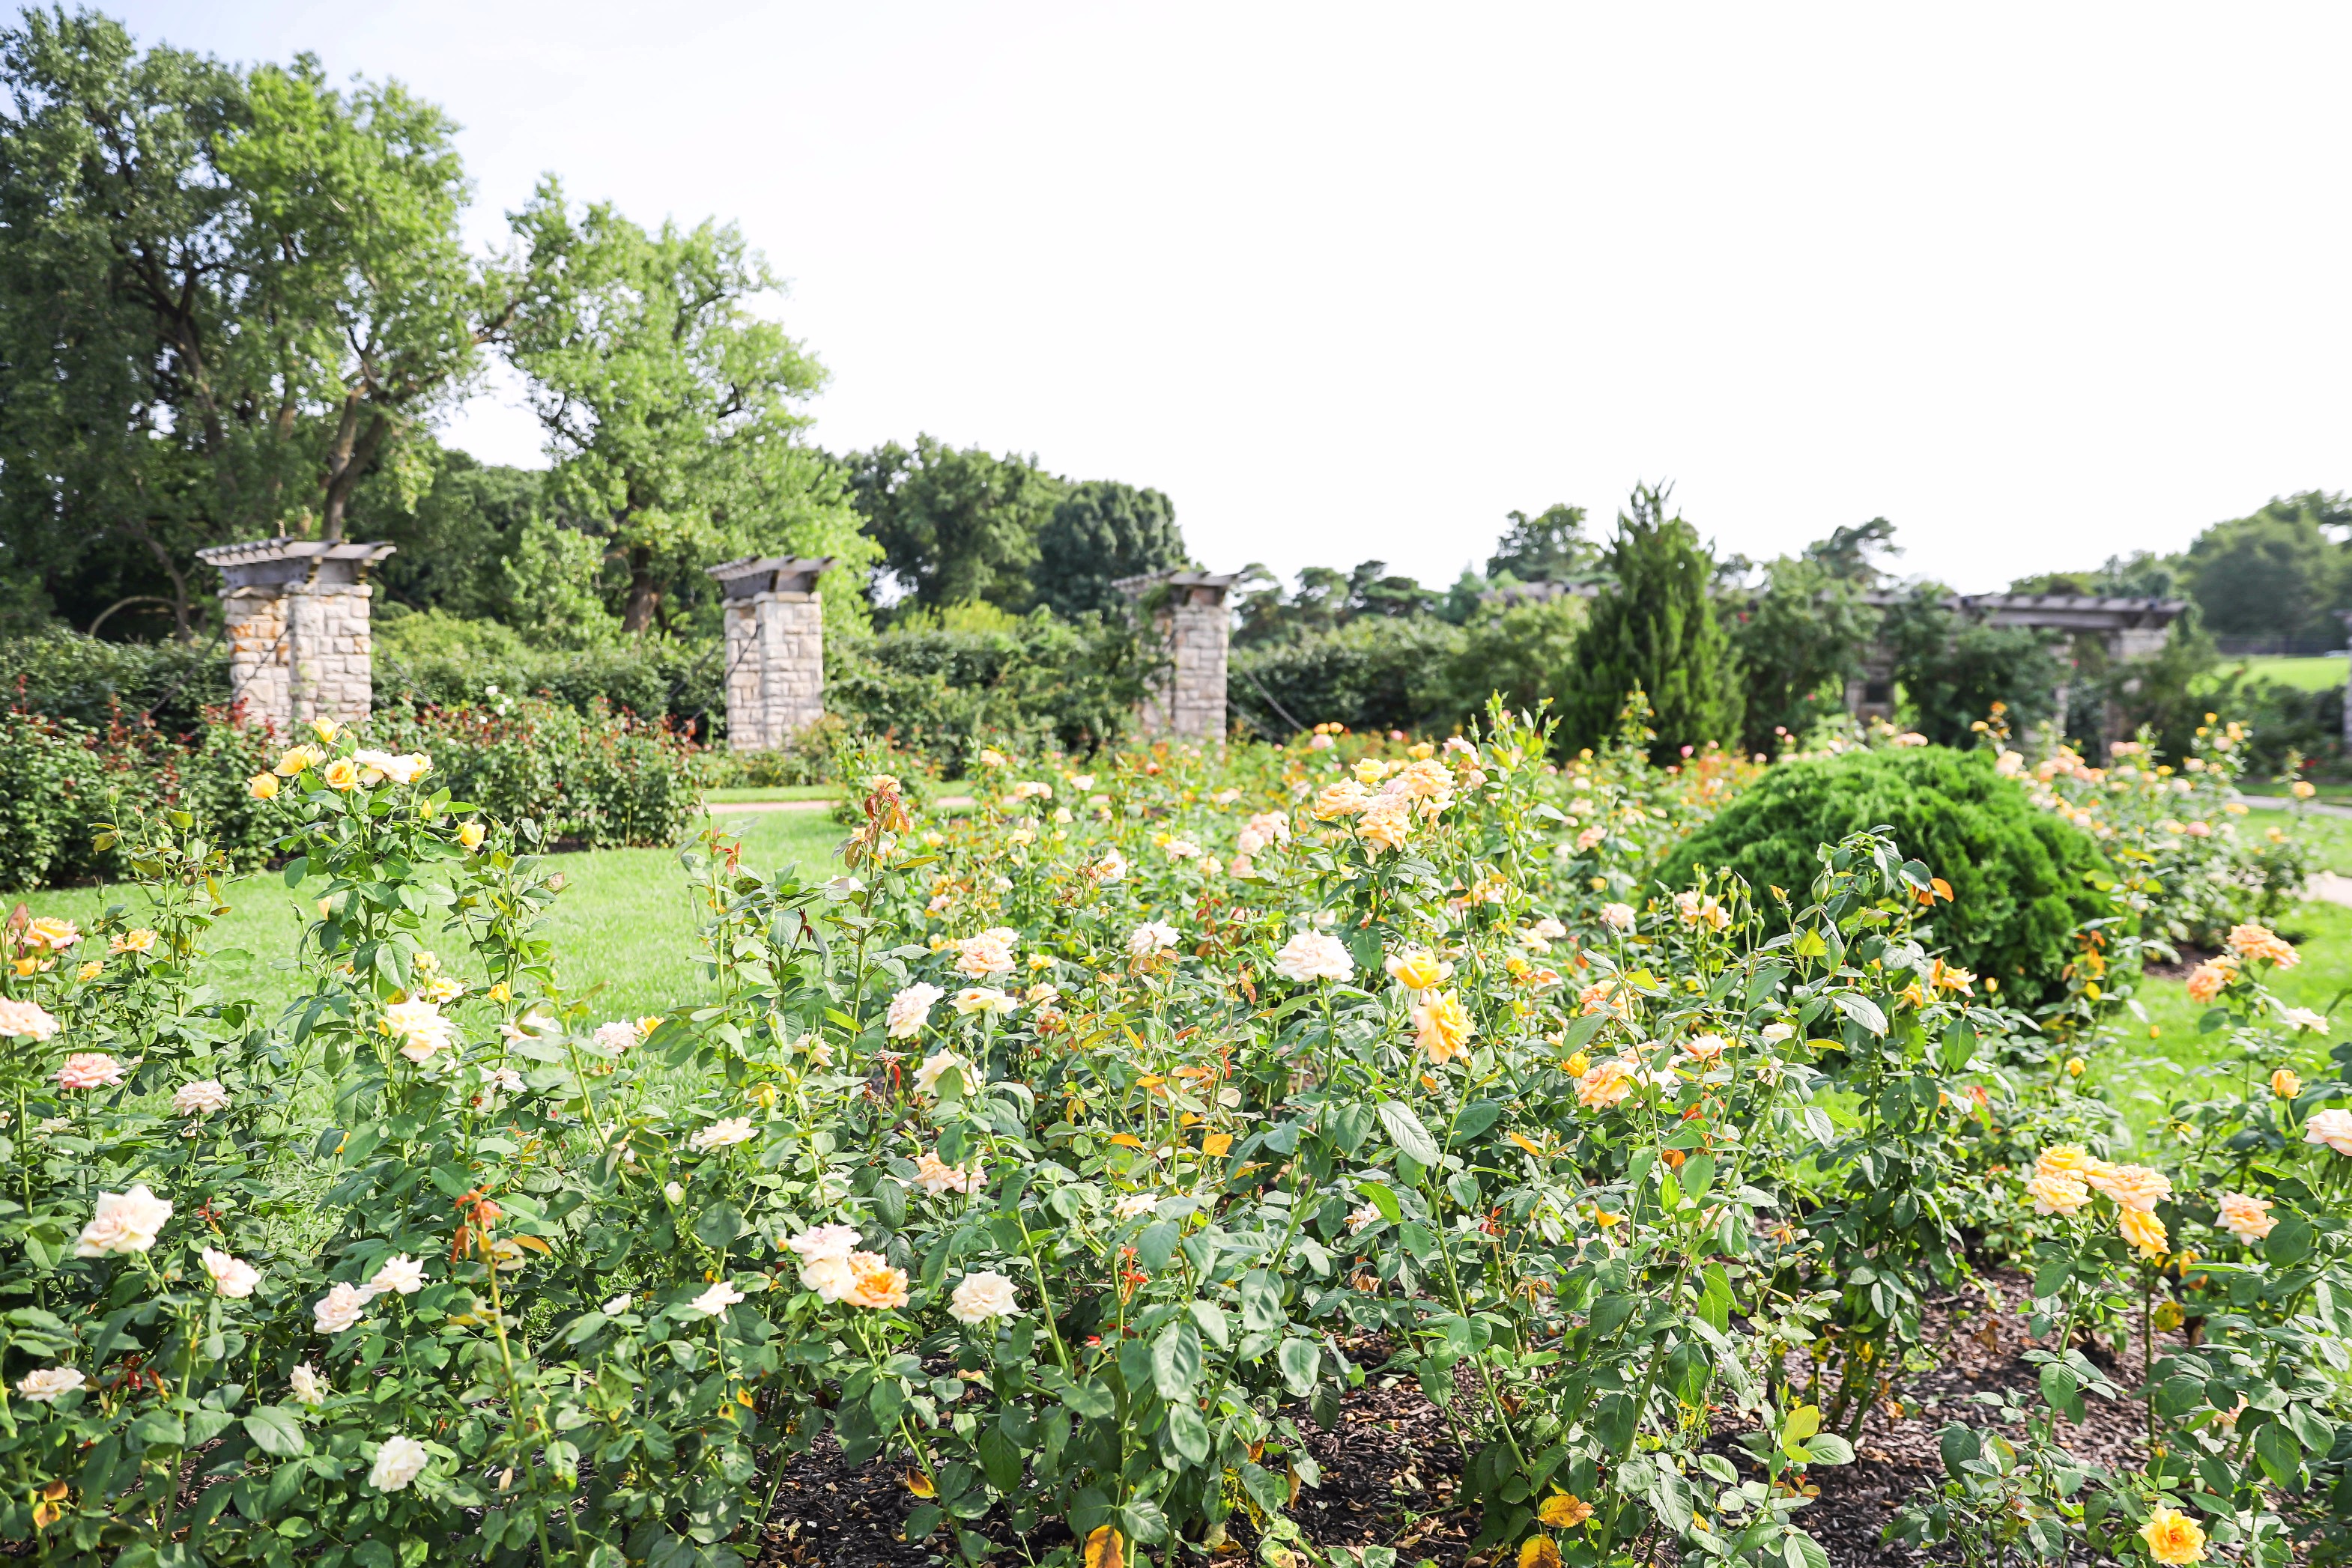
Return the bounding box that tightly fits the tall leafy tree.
[1487,502,1595,583]
[1028,478,1186,619]
[0,10,487,636]
[1882,586,2062,744]
[1801,516,1900,585]
[1729,554,1875,750]
[1560,486,1742,761]
[353,443,548,622]
[497,179,868,637]
[2010,551,2183,598]
[2180,493,2352,642]
[845,437,1061,613]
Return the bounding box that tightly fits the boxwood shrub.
[1665,744,2109,1002]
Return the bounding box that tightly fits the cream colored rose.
[1275,931,1353,983]
[2217,1192,2276,1244]
[76,1185,173,1256]
[201,1247,261,1298]
[368,1434,430,1492]
[948,1271,1019,1325]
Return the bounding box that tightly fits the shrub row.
[0,696,700,890]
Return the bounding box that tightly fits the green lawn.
[701,785,840,803]
[2095,897,2352,1150]
[2237,806,2352,869]
[2210,654,2347,692]
[22,806,846,1024]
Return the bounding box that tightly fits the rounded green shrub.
[1665,745,2109,1001]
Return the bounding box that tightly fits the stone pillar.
[196,539,395,735]
[1842,648,1897,726]
[1115,571,1240,740]
[706,556,834,752]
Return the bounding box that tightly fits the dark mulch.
[748,1276,2162,1568]
[1782,1271,2154,1566]
[2143,943,2220,979]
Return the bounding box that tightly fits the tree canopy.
[1030,480,1187,620]
[498,180,869,638]
[0,8,488,637]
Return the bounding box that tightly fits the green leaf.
[1802,1434,1855,1466]
[976,1426,1024,1492]
[1560,1011,1607,1053]
[2255,1417,2303,1485]
[242,1406,308,1458]
[1831,994,1887,1036]
[2266,1215,2315,1267]
[2040,1364,2085,1423]
[1163,1400,1210,1465]
[693,1203,745,1250]
[1058,1379,1118,1420]
[1136,1221,1180,1274]
[1239,1270,1284,1334]
[1377,1101,1441,1165]
[1679,1153,1715,1203]
[1182,1299,1227,1352]
[1356,1182,1401,1224]
[1937,1423,1980,1479]
[1779,1403,1821,1459]
[130,1409,185,1447]
[1697,1264,1733,1333]
[1277,1337,1321,1397]
[1238,1461,1288,1514]
[1782,1529,1830,1568]
[1151,1320,1203,1400]
[1450,1101,1502,1142]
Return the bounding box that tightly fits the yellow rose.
[2064,1057,2085,1078]
[273,745,321,777]
[309,718,339,743]
[2273,1069,2301,1099]
[247,772,279,800]
[321,758,361,791]
[1383,947,1449,991]
[2139,1505,2205,1564]
[1411,988,1475,1065]
[76,961,102,982]
[458,822,485,851]
[2118,1206,2168,1258]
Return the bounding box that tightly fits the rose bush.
[0,699,2339,1568]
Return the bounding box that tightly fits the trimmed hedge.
[1665,745,2110,1002]
[0,708,278,889]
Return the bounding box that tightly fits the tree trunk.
[123,520,197,644]
[621,545,659,636]
[317,393,373,542]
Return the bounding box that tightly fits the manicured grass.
[2210,654,2348,692]
[22,806,846,1025]
[2094,898,2352,1150]
[2237,803,2352,866]
[702,784,839,803]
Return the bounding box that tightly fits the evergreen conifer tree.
[1561,486,1744,761]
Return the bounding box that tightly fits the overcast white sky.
[108,2,2352,592]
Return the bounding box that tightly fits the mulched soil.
[746,1271,2168,1568]
[1777,1271,2155,1566]
[2143,943,2220,979]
